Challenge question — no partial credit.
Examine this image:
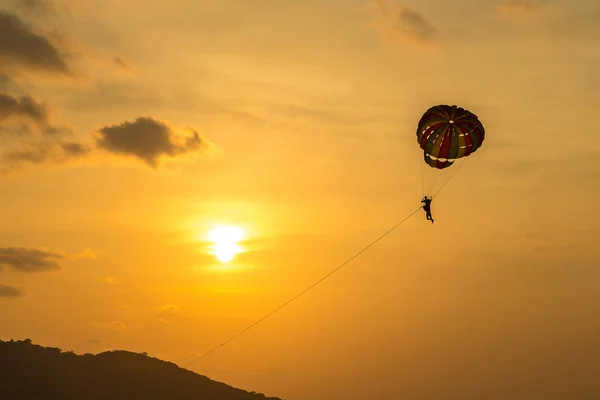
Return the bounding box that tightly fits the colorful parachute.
[416,105,485,197]
[417,104,485,169]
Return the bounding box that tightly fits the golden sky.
[1,0,600,398]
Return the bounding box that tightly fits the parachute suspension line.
[184,206,424,369]
[421,157,437,197]
[420,155,426,197]
[431,158,468,200]
[430,168,438,196]
[421,158,438,197]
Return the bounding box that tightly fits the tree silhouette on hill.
[0,339,284,400]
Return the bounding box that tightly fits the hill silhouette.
[0,339,284,400]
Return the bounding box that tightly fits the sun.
[207,225,244,263]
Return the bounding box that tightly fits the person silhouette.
[421,196,434,223]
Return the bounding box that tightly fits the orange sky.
[1,0,600,399]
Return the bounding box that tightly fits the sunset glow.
[207,226,244,263]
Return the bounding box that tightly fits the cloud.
[0,93,48,124]
[0,10,70,74]
[0,72,13,90]
[95,321,126,330]
[367,0,437,46]
[113,57,130,70]
[96,117,209,168]
[1,138,89,170]
[0,247,63,273]
[0,284,23,298]
[157,304,179,312]
[497,0,555,21]
[1,102,207,171]
[0,91,73,135]
[61,141,91,156]
[2,145,53,164]
[16,0,56,13]
[101,276,120,285]
[67,248,99,261]
[268,101,391,129]
[0,91,89,170]
[156,304,179,323]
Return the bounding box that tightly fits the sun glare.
[207,226,244,263]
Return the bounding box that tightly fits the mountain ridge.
[0,339,285,400]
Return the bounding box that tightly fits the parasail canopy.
[416,104,485,169]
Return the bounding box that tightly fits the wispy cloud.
[366,0,437,47]
[0,72,15,91]
[157,304,179,312]
[498,0,552,19]
[0,247,97,272]
[113,56,130,71]
[0,247,63,272]
[101,276,120,285]
[156,304,179,323]
[0,283,23,298]
[95,321,126,330]
[68,248,99,261]
[0,90,89,171]
[0,136,90,171]
[1,141,87,167]
[15,0,56,13]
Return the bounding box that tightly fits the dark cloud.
[0,284,23,298]
[0,10,70,73]
[370,0,437,45]
[96,117,207,168]
[0,247,63,273]
[61,141,90,156]
[1,101,205,170]
[0,93,48,123]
